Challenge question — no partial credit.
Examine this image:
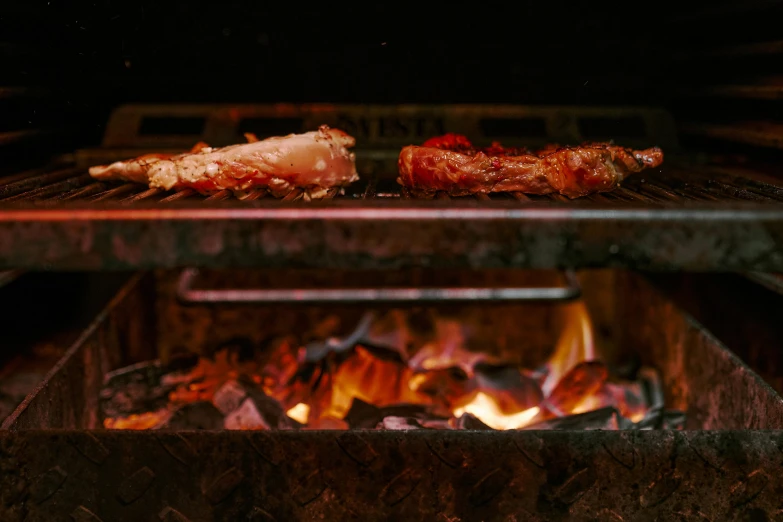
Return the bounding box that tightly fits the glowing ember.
[452,393,541,430]
[102,300,681,431]
[286,403,310,424]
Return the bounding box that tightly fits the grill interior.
[3,161,783,206]
[4,270,783,521]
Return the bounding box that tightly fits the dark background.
[2,1,783,157]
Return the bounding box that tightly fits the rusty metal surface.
[2,272,783,518]
[4,429,783,521]
[0,201,782,271]
[1,273,155,431]
[619,273,783,429]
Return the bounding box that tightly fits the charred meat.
[398,134,663,198]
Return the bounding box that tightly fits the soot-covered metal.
[2,271,783,521]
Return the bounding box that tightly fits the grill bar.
[1,163,780,205]
[176,267,582,304]
[0,162,782,271]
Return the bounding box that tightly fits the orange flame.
[105,299,652,431]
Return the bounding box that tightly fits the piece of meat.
[398,133,664,199]
[89,125,359,198]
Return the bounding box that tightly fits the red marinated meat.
[398,133,664,198]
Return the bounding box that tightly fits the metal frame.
[175,267,582,304]
[0,202,782,271]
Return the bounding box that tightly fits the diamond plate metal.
[639,469,682,508]
[116,466,155,504]
[71,505,103,521]
[336,432,377,466]
[29,466,67,504]
[1,430,783,521]
[379,469,422,507]
[158,506,191,522]
[204,467,244,505]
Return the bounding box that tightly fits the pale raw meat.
[89,125,359,198]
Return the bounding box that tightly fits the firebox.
[2,270,783,520]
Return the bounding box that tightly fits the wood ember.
[452,413,493,430]
[212,380,247,415]
[344,398,444,429]
[225,398,270,430]
[470,363,543,414]
[101,307,685,432]
[379,417,424,430]
[523,407,626,431]
[542,361,608,417]
[162,402,224,430]
[634,406,686,430]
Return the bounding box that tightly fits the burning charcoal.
[378,416,423,430]
[301,312,375,363]
[305,416,349,430]
[471,363,543,414]
[633,407,686,430]
[452,413,494,431]
[329,345,429,419]
[343,398,441,429]
[212,379,247,415]
[522,406,622,431]
[408,368,470,404]
[407,319,490,375]
[104,408,173,430]
[225,398,270,430]
[163,402,224,430]
[543,361,608,417]
[359,310,413,358]
[638,367,665,409]
[381,403,438,418]
[261,336,301,392]
[662,410,686,430]
[101,361,176,418]
[419,418,453,430]
[237,376,296,429]
[344,398,383,429]
[634,406,663,430]
[601,381,647,420]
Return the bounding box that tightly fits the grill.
[3,2,783,521]
[0,104,782,272]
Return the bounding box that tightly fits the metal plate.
[0,200,782,271]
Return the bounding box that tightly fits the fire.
[103,299,661,431]
[453,393,541,430]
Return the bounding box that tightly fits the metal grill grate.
[2,163,783,206]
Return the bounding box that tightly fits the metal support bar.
[176,268,581,305]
